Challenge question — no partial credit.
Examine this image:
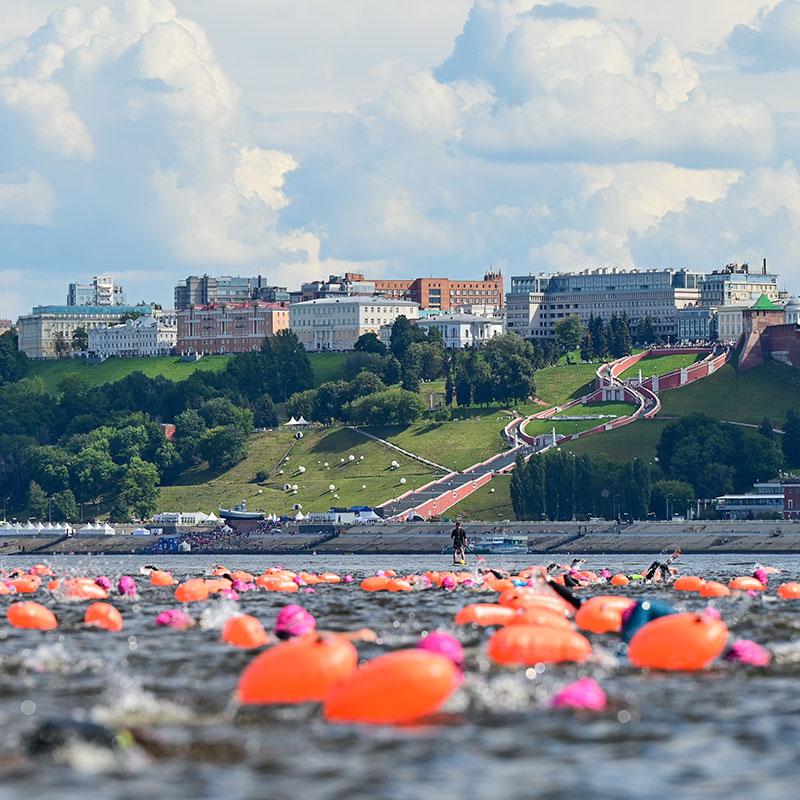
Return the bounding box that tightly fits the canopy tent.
[131,527,151,536]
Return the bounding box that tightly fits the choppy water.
[1,553,799,800]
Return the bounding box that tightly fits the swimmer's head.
[274,604,316,640]
[753,567,769,586]
[416,631,465,670]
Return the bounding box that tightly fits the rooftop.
[750,294,783,311]
[291,297,419,307]
[26,304,154,316]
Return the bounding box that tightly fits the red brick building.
[176,302,289,355]
[372,271,504,311]
[736,295,790,371]
[783,482,800,519]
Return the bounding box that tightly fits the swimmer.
[274,605,377,643]
[451,521,467,566]
[643,548,681,583]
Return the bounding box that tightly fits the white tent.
[99,522,116,536]
[286,416,300,426]
[131,527,151,536]
[293,510,306,520]
[78,523,97,535]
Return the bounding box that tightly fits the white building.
[88,315,177,357]
[414,313,505,349]
[716,305,747,342]
[290,297,419,351]
[151,511,220,526]
[506,268,703,340]
[785,296,800,326]
[17,304,155,359]
[68,275,126,306]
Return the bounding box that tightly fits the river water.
[1,553,799,800]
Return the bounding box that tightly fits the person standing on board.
[451,521,468,566]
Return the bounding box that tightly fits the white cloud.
[0,171,55,226]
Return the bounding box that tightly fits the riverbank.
[3,519,800,556]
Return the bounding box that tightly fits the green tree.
[454,370,472,406]
[444,373,454,407]
[253,395,278,428]
[389,316,416,360]
[113,457,160,519]
[634,316,656,345]
[286,389,316,421]
[510,453,527,519]
[71,326,89,352]
[263,330,313,401]
[173,409,208,465]
[783,409,800,467]
[53,332,71,359]
[27,480,48,519]
[0,330,29,385]
[51,489,78,521]
[759,416,774,440]
[650,480,695,520]
[579,332,593,363]
[554,315,585,355]
[200,426,249,471]
[354,332,386,354]
[588,314,607,359]
[198,398,253,435]
[69,447,115,506]
[524,458,547,520]
[344,389,424,426]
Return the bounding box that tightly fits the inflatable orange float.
[628,612,727,671]
[360,576,390,592]
[610,574,630,587]
[324,650,460,724]
[778,582,800,599]
[455,603,517,627]
[488,624,591,665]
[7,575,41,594]
[7,601,57,630]
[222,615,270,649]
[673,576,705,592]
[84,602,123,632]
[510,607,573,630]
[729,576,765,592]
[237,635,357,705]
[575,596,634,634]
[386,579,413,592]
[150,570,177,587]
[60,578,108,600]
[174,578,210,603]
[699,581,730,598]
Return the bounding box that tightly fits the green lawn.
[309,352,348,386]
[659,361,800,426]
[29,355,233,393]
[552,400,636,419]
[527,362,599,408]
[370,407,514,471]
[158,426,440,515]
[619,352,700,381]
[560,418,668,462]
[449,475,514,522]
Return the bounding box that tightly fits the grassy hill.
[157,426,440,516]
[618,352,700,381]
[449,475,514,522]
[27,351,347,394]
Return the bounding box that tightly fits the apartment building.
[176,302,289,354]
[372,271,504,311]
[67,275,126,306]
[88,315,177,357]
[507,268,703,340]
[174,275,289,310]
[291,298,419,351]
[17,304,155,358]
[699,262,780,307]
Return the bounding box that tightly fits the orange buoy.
[778,582,800,600]
[205,578,233,594]
[488,624,591,665]
[0,583,13,595]
[237,635,357,705]
[455,603,517,627]
[485,577,515,592]
[60,578,108,600]
[231,570,255,583]
[222,614,270,648]
[324,650,460,724]
[150,570,177,587]
[31,564,54,576]
[7,601,57,630]
[174,578,210,603]
[46,579,60,591]
[257,575,299,592]
[729,576,765,592]
[360,576,390,592]
[699,581,730,598]
[673,576,705,592]
[628,612,727,671]
[84,602,123,632]
[510,607,573,630]
[575,596,634,634]
[7,575,41,594]
[387,579,413,592]
[610,574,629,587]
[319,572,342,584]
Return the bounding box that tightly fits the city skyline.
[4,0,800,319]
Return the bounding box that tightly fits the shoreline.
[3,519,800,556]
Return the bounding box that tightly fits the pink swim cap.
[342,575,354,584]
[274,604,316,639]
[753,568,769,586]
[724,640,771,666]
[551,678,607,711]
[441,575,457,591]
[117,576,137,596]
[231,579,255,593]
[95,576,112,591]
[416,631,465,670]
[155,609,194,629]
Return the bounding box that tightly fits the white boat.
[218,501,265,521]
[470,534,528,554]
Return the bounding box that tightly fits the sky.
[2,0,800,318]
